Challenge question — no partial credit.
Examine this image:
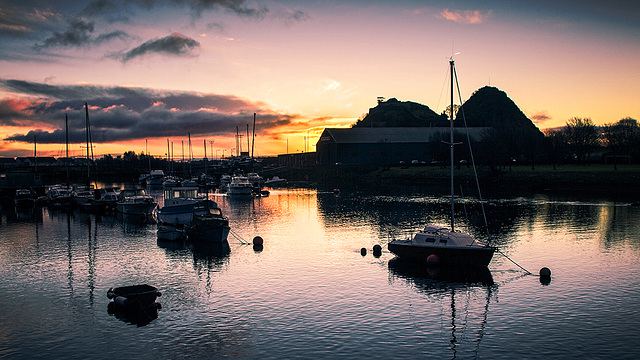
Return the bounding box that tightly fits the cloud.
[0,79,298,144]
[277,8,310,25]
[0,6,61,38]
[118,32,199,62]
[440,9,491,24]
[33,18,129,48]
[530,110,551,124]
[37,19,95,47]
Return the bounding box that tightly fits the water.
[1,188,639,359]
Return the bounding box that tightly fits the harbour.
[1,186,639,359]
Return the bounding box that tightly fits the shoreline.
[278,164,640,201]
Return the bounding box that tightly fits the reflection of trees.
[316,192,527,246]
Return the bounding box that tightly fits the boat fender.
[427,254,439,265]
[107,288,115,299]
[360,248,367,256]
[114,296,130,307]
[372,244,382,257]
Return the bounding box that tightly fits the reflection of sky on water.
[0,189,640,359]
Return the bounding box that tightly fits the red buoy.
[427,254,439,265]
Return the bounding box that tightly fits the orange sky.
[1,1,639,158]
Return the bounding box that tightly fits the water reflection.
[107,301,160,327]
[388,258,495,360]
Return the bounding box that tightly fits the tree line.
[543,117,639,169]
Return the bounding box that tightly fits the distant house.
[0,157,17,168]
[16,156,57,167]
[316,127,490,166]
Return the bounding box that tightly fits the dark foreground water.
[1,187,639,359]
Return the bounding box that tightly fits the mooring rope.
[229,228,249,244]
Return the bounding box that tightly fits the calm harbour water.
[1,186,639,359]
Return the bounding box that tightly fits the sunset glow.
[1,0,639,158]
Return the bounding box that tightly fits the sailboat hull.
[388,240,495,268]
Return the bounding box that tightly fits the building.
[316,127,490,165]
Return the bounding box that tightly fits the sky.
[1,0,639,159]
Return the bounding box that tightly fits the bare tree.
[602,117,639,169]
[564,117,598,164]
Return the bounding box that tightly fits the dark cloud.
[120,32,199,62]
[79,0,270,20]
[531,111,551,124]
[279,9,310,24]
[0,79,297,144]
[37,19,95,47]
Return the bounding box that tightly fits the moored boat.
[387,58,496,268]
[185,203,230,243]
[264,176,287,187]
[107,284,161,308]
[14,188,35,208]
[227,175,253,196]
[146,169,164,186]
[116,188,157,218]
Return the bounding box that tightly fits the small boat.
[388,58,496,268]
[157,223,185,241]
[227,175,253,196]
[146,169,165,186]
[264,176,287,187]
[162,175,180,188]
[14,189,35,208]
[247,172,264,188]
[72,185,95,206]
[157,186,206,225]
[107,284,162,307]
[116,188,157,218]
[185,202,230,243]
[90,187,120,213]
[46,185,74,208]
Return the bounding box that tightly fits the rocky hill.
[352,98,448,127]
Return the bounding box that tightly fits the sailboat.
[387,58,496,268]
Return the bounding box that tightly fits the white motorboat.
[116,188,157,218]
[227,175,253,196]
[264,176,287,187]
[146,169,164,186]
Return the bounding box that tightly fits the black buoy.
[360,247,367,256]
[539,267,551,285]
[539,267,551,278]
[253,236,264,246]
[372,244,382,257]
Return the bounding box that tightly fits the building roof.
[318,127,491,144]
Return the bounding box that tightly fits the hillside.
[352,98,448,127]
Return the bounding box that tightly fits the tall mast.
[252,113,256,159]
[449,58,455,231]
[203,139,207,177]
[85,102,91,187]
[65,114,69,184]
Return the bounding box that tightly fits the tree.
[564,117,598,164]
[602,117,639,169]
[543,128,567,170]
